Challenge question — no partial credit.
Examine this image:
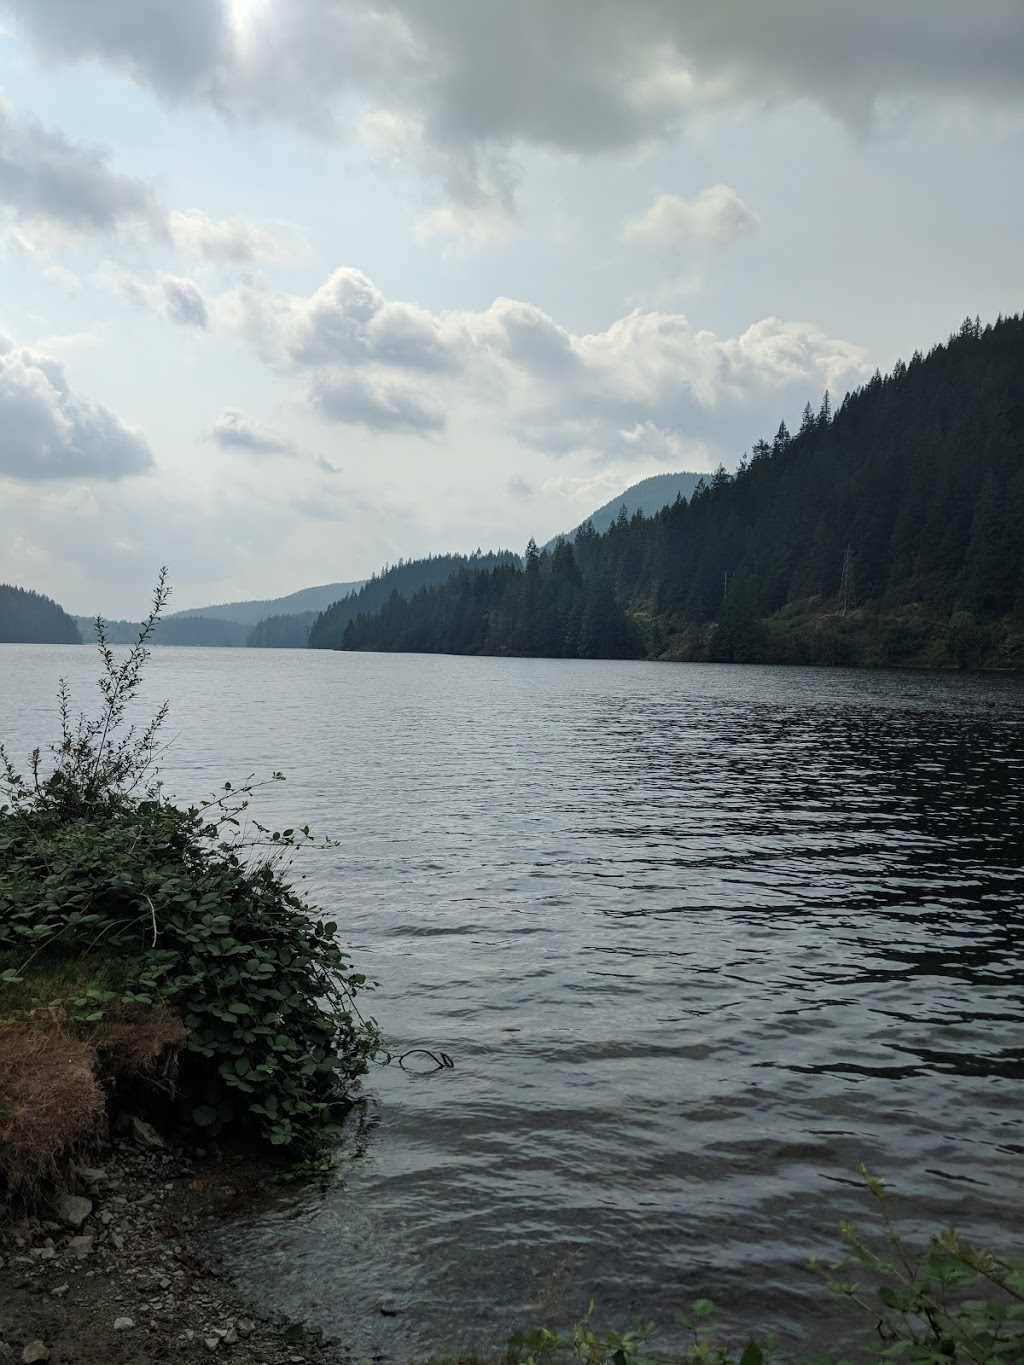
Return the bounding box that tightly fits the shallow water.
[3,646,1024,1358]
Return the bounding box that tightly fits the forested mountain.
[164,579,365,627]
[541,470,705,551]
[247,611,317,648]
[342,314,1024,669]
[1,585,81,644]
[308,551,519,649]
[75,616,249,647]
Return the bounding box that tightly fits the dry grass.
[0,1017,106,1195]
[0,997,186,1199]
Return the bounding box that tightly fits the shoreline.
[0,1121,349,1365]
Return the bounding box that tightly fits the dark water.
[3,647,1024,1358]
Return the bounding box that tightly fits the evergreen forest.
[0,585,81,644]
[340,315,1024,669]
[308,550,518,649]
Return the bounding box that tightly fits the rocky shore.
[0,1120,349,1365]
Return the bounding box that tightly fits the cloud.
[0,336,154,481]
[309,372,446,433]
[623,186,758,247]
[103,267,209,328]
[4,1,1021,212]
[167,208,292,262]
[210,410,295,456]
[0,98,159,238]
[219,266,458,371]
[160,274,209,327]
[215,266,870,452]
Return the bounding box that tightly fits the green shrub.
[0,572,379,1152]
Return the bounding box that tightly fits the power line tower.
[838,544,855,616]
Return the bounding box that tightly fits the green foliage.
[812,1169,1024,1365]
[0,573,379,1152]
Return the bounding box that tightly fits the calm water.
[3,646,1024,1358]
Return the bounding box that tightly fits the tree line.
[340,313,1024,669]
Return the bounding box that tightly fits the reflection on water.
[2,648,1023,1357]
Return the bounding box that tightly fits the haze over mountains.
[52,473,705,647]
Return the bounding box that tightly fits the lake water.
[3,645,1024,1359]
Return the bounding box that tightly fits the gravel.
[0,1126,353,1365]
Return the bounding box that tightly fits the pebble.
[113,1317,135,1331]
[67,1236,94,1260]
[21,1345,48,1364]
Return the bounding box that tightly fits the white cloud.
[0,336,154,481]
[210,409,295,456]
[167,208,293,262]
[623,186,758,247]
[309,371,446,434]
[102,267,209,328]
[0,98,159,238]
[214,266,870,453]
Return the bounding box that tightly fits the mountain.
[309,551,519,649]
[542,470,705,551]
[164,580,365,627]
[1,585,81,644]
[340,314,1024,670]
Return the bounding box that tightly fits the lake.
[3,645,1024,1358]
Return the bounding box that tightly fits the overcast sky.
[1,1,1022,617]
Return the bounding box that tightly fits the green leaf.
[192,1104,219,1127]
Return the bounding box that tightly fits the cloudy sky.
[1,1,1021,616]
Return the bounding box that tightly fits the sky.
[0,1,1022,618]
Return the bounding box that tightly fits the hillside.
[0,585,81,645]
[309,551,519,649]
[541,470,705,551]
[340,314,1024,669]
[74,616,249,647]
[164,580,365,627]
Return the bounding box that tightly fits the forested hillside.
[308,551,519,649]
[247,611,317,648]
[541,470,704,551]
[342,314,1024,669]
[75,616,249,647]
[0,585,81,644]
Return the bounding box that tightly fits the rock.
[75,1167,107,1185]
[51,1284,69,1298]
[110,1234,125,1251]
[203,1337,221,1352]
[236,1320,255,1337]
[113,1318,135,1332]
[67,1236,94,1260]
[54,1194,92,1230]
[21,1345,48,1364]
[222,1327,239,1345]
[127,1117,165,1151]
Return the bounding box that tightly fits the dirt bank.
[0,1122,354,1365]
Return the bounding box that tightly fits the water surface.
[3,646,1023,1358]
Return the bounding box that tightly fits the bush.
[0,572,379,1158]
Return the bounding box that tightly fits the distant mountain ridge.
[164,580,365,627]
[542,471,705,551]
